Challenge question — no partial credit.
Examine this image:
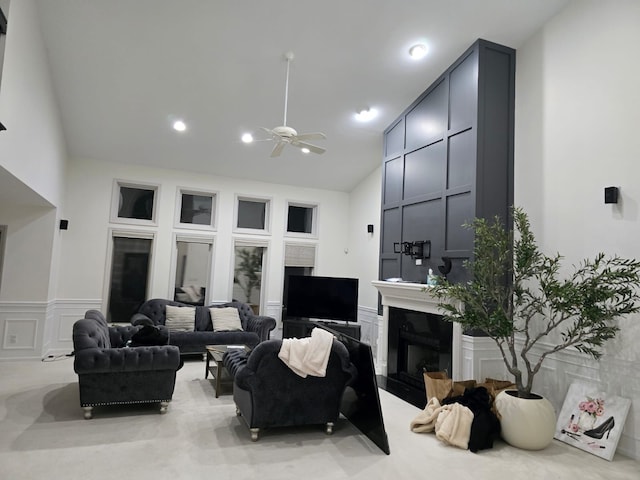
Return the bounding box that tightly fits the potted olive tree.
[432,207,640,449]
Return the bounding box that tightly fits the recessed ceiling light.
[409,43,428,60]
[241,133,254,143]
[301,147,310,154]
[355,107,378,122]
[173,120,187,132]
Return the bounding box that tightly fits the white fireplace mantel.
[372,281,462,380]
[372,280,505,383]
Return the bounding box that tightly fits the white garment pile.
[410,397,474,450]
[278,327,334,378]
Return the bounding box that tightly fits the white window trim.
[101,228,156,317]
[231,238,270,313]
[284,200,319,239]
[174,187,218,231]
[168,233,215,303]
[233,194,272,235]
[110,179,160,226]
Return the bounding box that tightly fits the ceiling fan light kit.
[251,51,327,158]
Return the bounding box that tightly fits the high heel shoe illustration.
[583,416,615,439]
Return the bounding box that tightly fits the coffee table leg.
[215,362,221,398]
[205,352,210,379]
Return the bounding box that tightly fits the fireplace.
[384,307,453,407]
[372,280,505,408]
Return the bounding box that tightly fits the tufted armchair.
[72,310,182,419]
[224,338,357,441]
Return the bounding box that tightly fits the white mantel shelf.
[371,281,442,315]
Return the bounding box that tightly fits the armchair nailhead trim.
[81,399,172,407]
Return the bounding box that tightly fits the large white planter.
[495,390,556,450]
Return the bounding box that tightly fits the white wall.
[57,157,351,318]
[0,0,66,208]
[515,0,640,458]
[0,0,67,359]
[347,165,382,308]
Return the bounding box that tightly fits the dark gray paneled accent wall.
[379,39,515,285]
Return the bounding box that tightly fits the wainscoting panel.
[0,301,48,360]
[524,341,640,460]
[357,306,378,358]
[47,299,102,356]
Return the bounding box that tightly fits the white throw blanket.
[278,327,334,378]
[410,397,474,450]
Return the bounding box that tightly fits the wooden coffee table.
[205,345,250,398]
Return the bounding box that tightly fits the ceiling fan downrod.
[282,51,294,127]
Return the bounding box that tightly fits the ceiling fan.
[259,52,326,158]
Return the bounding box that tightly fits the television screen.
[286,275,358,322]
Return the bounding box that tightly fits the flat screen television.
[285,275,358,323]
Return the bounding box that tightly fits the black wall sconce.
[604,186,619,204]
[438,257,452,276]
[394,240,431,259]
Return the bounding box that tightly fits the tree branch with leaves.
[432,207,640,398]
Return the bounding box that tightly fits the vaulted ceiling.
[35,0,569,192]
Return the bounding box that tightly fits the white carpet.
[0,357,637,480]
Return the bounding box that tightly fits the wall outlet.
[415,259,422,266]
[8,334,17,344]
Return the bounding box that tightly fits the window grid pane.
[287,206,314,233]
[180,193,213,225]
[238,200,266,229]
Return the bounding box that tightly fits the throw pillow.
[165,305,196,332]
[210,307,243,332]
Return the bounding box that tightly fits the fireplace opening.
[385,307,453,408]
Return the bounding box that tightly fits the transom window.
[286,202,317,236]
[111,181,158,225]
[235,196,271,233]
[176,189,216,229]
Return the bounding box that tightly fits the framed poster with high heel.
[554,381,631,461]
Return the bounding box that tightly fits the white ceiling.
[34,0,569,193]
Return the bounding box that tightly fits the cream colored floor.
[0,357,637,480]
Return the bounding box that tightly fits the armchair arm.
[131,313,155,327]
[74,345,181,375]
[245,314,276,341]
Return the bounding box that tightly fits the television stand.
[282,318,361,340]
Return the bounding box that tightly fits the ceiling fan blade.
[295,132,326,141]
[291,140,326,155]
[270,141,286,157]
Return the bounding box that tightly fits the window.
[106,233,153,322]
[172,235,213,306]
[282,243,317,314]
[111,181,158,225]
[235,196,271,232]
[176,189,216,229]
[286,202,317,235]
[233,242,267,314]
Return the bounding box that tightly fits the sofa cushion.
[210,307,243,332]
[165,305,196,332]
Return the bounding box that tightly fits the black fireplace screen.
[388,307,453,390]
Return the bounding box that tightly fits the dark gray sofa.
[131,299,276,355]
[73,310,182,419]
[224,338,357,441]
